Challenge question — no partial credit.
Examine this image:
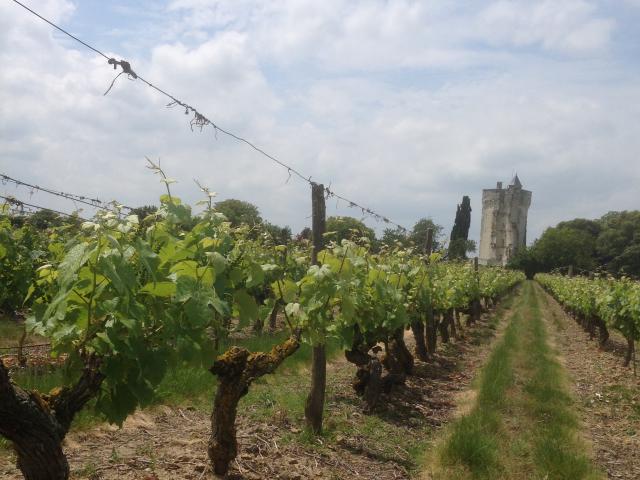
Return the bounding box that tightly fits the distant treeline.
[510,211,640,278]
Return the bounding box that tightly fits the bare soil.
[0,307,509,480]
[539,286,640,480]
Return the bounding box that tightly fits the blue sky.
[1,0,639,246]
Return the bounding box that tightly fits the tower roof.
[510,173,522,188]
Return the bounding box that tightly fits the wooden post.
[568,265,574,277]
[471,257,481,324]
[424,228,434,257]
[305,183,327,434]
[423,228,437,356]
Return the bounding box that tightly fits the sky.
[1,0,639,246]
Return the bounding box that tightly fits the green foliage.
[214,198,262,227]
[25,193,284,425]
[596,211,640,276]
[508,247,538,279]
[380,227,408,249]
[449,196,472,259]
[130,205,158,225]
[24,209,67,230]
[260,222,292,245]
[11,172,522,433]
[556,218,601,237]
[296,227,312,242]
[536,273,640,344]
[325,216,376,245]
[410,218,443,251]
[533,227,597,272]
[0,207,49,313]
[518,211,640,277]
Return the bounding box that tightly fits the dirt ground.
[539,286,640,480]
[0,307,509,480]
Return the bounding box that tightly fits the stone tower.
[479,175,532,266]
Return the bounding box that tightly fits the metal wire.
[9,0,408,232]
[0,173,134,212]
[0,194,87,221]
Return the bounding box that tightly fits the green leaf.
[170,260,199,279]
[246,262,265,288]
[175,276,198,302]
[99,255,137,295]
[141,281,176,298]
[184,291,215,328]
[59,242,90,286]
[139,348,168,386]
[210,295,229,317]
[274,279,298,303]
[234,290,258,327]
[197,266,215,287]
[23,284,36,305]
[207,251,228,273]
[99,382,138,426]
[135,238,160,282]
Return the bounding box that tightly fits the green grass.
[0,315,46,348]
[434,282,602,479]
[523,287,600,480]
[154,331,342,409]
[438,294,523,478]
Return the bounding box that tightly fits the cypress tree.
[449,196,472,259]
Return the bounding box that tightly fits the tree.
[531,226,597,273]
[508,247,539,279]
[325,216,376,245]
[296,227,312,242]
[449,196,472,259]
[26,210,65,230]
[596,211,640,276]
[261,222,292,245]
[130,205,157,222]
[556,218,601,237]
[214,199,262,227]
[410,218,443,251]
[517,211,640,278]
[380,227,409,249]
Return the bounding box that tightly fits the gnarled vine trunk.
[345,326,410,413]
[208,337,299,477]
[596,317,609,348]
[0,356,104,480]
[383,328,414,376]
[624,337,635,367]
[454,310,463,338]
[447,309,458,340]
[268,301,280,331]
[585,315,597,340]
[345,328,383,413]
[437,312,450,343]
[410,319,428,361]
[425,308,437,356]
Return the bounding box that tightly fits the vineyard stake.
[305,182,327,434]
[423,228,437,356]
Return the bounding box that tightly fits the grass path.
[423,281,602,480]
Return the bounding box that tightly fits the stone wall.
[479,180,531,266]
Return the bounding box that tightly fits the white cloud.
[0,0,638,248]
[478,0,615,54]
